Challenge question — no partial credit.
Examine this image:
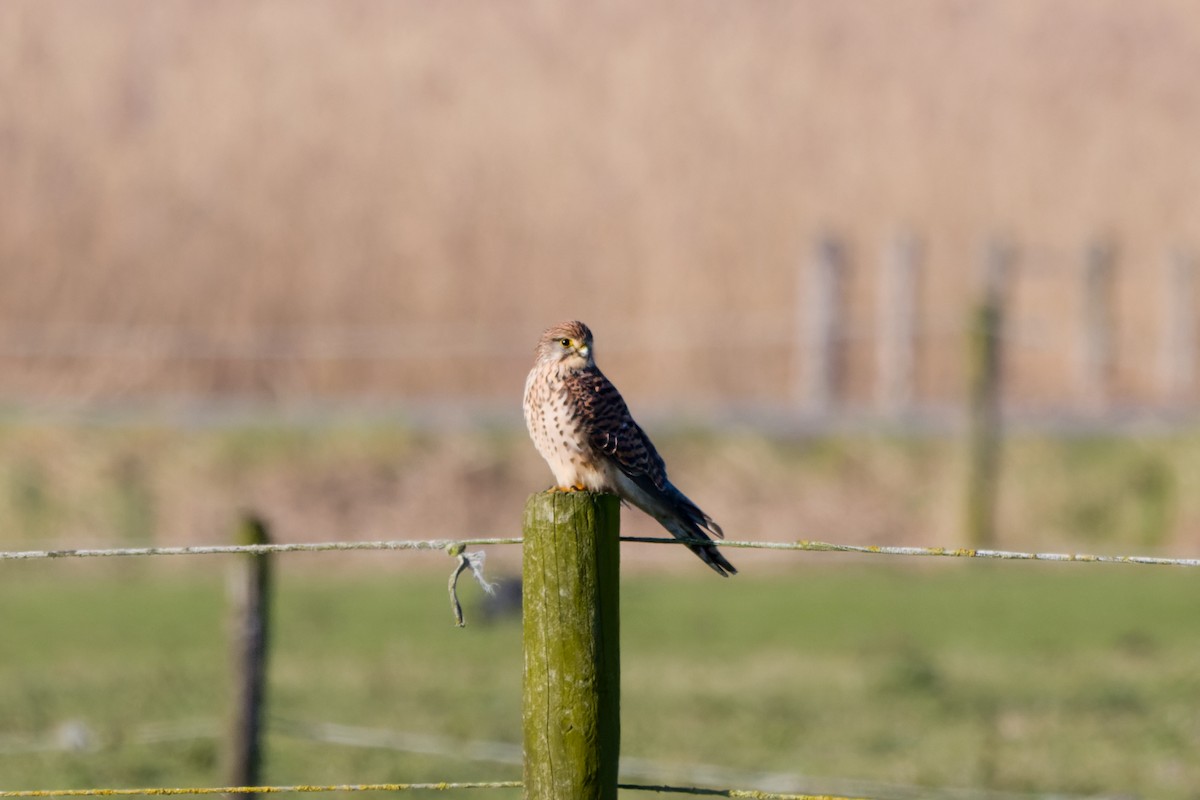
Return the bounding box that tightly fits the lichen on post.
[522,490,620,800]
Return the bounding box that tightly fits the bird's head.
[535,320,594,370]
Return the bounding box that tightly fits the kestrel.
[523,320,736,576]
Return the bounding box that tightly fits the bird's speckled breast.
[523,364,611,491]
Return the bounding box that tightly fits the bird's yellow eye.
[559,338,571,348]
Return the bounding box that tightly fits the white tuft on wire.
[464,550,498,595]
[445,544,498,627]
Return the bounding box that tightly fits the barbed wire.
[2,536,1198,568]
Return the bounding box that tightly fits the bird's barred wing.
[566,364,733,575]
[565,367,668,489]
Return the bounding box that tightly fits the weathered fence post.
[964,239,1009,548]
[1079,240,1115,411]
[522,491,620,800]
[226,513,272,795]
[798,234,846,413]
[1159,248,1196,404]
[877,231,920,417]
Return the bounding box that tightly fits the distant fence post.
[226,513,272,795]
[797,234,846,413]
[964,239,1009,548]
[1159,248,1196,404]
[522,491,620,800]
[1079,240,1115,411]
[877,231,920,417]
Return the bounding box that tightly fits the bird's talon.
[548,483,588,493]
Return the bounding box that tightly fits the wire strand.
[0,783,522,798]
[622,537,1200,567]
[0,538,522,561]
[623,787,867,800]
[0,785,865,800]
[1,536,1197,567]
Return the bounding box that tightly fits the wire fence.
[5,528,1196,800]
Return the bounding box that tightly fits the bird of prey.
[523,320,736,576]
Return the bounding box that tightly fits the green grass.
[3,562,1199,797]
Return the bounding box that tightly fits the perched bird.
[523,320,736,576]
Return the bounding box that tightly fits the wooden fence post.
[798,234,845,413]
[522,491,620,800]
[964,239,1009,548]
[1079,240,1115,411]
[226,513,272,795]
[1159,248,1196,404]
[877,231,920,416]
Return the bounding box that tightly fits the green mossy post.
[965,241,1008,549]
[522,491,620,800]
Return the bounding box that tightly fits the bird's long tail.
[657,486,737,577]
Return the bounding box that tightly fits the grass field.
[3,562,1199,798]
